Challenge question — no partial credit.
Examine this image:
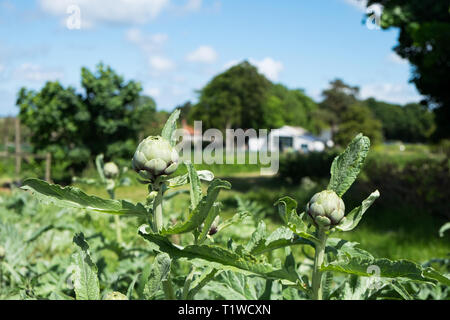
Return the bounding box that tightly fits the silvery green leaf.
[139,227,298,283]
[166,168,214,188]
[143,253,172,300]
[186,268,219,300]
[95,154,106,183]
[245,220,268,253]
[275,196,318,243]
[390,280,413,300]
[21,178,148,217]
[439,222,450,237]
[327,133,370,197]
[160,179,230,235]
[321,255,450,286]
[336,190,380,232]
[71,233,100,300]
[205,271,266,300]
[197,202,221,243]
[217,211,249,233]
[161,109,180,147]
[249,227,312,255]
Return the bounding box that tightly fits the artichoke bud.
[147,190,158,202]
[208,216,221,236]
[306,190,345,230]
[132,136,179,182]
[104,291,128,300]
[104,162,119,179]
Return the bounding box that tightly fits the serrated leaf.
[336,190,380,231]
[327,133,370,197]
[245,220,268,253]
[139,227,298,283]
[325,238,374,260]
[161,109,180,146]
[160,179,230,235]
[274,196,318,243]
[186,268,219,300]
[321,255,450,286]
[206,271,266,300]
[21,178,147,217]
[166,169,214,188]
[71,233,100,300]
[390,280,413,300]
[143,253,172,300]
[249,226,312,255]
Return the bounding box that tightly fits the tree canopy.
[189,61,320,132]
[366,0,450,139]
[17,63,156,179]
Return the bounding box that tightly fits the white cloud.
[360,83,422,105]
[149,56,175,72]
[387,52,408,65]
[250,57,284,81]
[126,28,168,53]
[222,57,284,81]
[39,0,170,27]
[342,0,368,12]
[14,63,63,82]
[186,45,218,64]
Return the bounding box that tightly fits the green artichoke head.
[132,136,179,182]
[103,162,119,179]
[306,190,345,230]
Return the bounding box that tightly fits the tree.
[363,98,435,142]
[17,63,154,179]
[264,84,320,132]
[80,63,154,160]
[320,79,359,137]
[191,61,271,130]
[334,104,383,146]
[366,0,450,139]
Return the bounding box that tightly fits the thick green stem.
[311,229,327,300]
[162,276,175,300]
[152,186,164,233]
[108,189,122,243]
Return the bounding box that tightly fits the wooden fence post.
[45,152,52,182]
[15,118,21,176]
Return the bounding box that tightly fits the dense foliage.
[16,63,156,180]
[363,98,435,142]
[6,111,447,301]
[366,0,450,139]
[189,61,320,133]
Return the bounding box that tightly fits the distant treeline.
[181,62,435,146]
[8,61,437,181]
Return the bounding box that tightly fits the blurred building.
[248,125,333,153]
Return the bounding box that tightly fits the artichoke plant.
[132,136,179,182]
[103,162,119,179]
[306,190,345,230]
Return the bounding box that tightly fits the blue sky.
[0,0,422,116]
